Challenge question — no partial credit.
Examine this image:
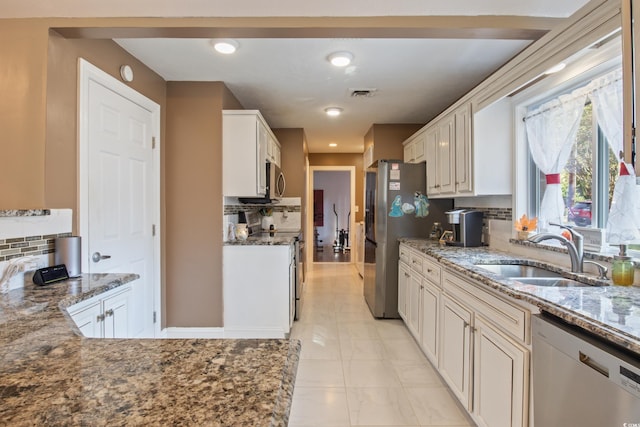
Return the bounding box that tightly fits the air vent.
[350,88,377,98]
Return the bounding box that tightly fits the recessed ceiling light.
[325,107,343,117]
[327,51,353,67]
[544,62,566,75]
[211,39,239,54]
[329,143,338,147]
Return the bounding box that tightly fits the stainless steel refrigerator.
[363,160,452,318]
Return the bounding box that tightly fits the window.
[528,101,619,228]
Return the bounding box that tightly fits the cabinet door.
[420,279,439,366]
[398,261,410,321]
[407,274,422,340]
[438,116,455,194]
[454,104,473,193]
[473,315,529,427]
[413,132,426,163]
[70,300,103,338]
[103,289,131,338]
[425,127,439,195]
[403,141,415,163]
[256,121,269,194]
[440,295,473,409]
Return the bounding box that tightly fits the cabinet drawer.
[399,244,411,264]
[443,271,529,343]
[409,252,424,274]
[422,256,442,287]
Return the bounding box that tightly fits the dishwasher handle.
[579,351,609,377]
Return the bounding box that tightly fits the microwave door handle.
[278,173,286,197]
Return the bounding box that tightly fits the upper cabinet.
[223,110,281,197]
[415,99,511,198]
[403,131,426,164]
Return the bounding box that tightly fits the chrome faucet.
[528,224,608,278]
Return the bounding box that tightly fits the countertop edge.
[270,339,301,426]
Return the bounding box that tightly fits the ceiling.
[111,1,591,154]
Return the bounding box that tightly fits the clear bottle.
[611,245,635,286]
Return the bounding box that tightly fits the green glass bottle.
[611,245,635,286]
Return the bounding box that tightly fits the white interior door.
[80,59,160,338]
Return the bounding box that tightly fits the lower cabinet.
[397,260,409,321]
[68,285,132,338]
[397,243,531,427]
[223,244,293,338]
[406,273,422,339]
[439,294,473,409]
[473,315,529,427]
[420,278,440,365]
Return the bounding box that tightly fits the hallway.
[289,263,473,427]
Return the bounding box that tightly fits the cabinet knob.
[97,314,105,322]
[105,309,114,317]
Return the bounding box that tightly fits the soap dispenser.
[611,245,635,286]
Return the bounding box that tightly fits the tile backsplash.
[0,209,73,291]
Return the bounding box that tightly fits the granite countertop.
[400,238,640,356]
[0,274,300,426]
[225,230,300,246]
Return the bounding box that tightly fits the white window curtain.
[525,90,588,229]
[590,68,623,161]
[591,69,640,243]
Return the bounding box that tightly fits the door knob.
[92,252,112,263]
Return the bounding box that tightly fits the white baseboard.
[223,327,287,339]
[160,327,287,339]
[162,327,224,339]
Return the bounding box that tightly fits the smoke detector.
[350,88,377,98]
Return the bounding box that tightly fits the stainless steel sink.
[513,277,602,287]
[475,263,604,287]
[475,263,562,278]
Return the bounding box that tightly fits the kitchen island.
[0,274,300,426]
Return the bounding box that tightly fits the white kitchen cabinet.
[440,294,473,409]
[473,315,529,427]
[424,115,455,196]
[223,110,280,197]
[454,103,472,193]
[403,131,426,164]
[420,278,440,366]
[407,273,422,339]
[68,285,132,338]
[363,145,374,168]
[267,134,282,167]
[223,244,293,338]
[418,99,511,198]
[397,260,410,321]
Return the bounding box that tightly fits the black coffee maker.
[445,209,484,247]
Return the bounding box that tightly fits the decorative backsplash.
[457,206,512,221]
[0,232,71,262]
[224,204,301,215]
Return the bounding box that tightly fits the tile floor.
[289,262,474,427]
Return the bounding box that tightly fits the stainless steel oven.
[294,236,304,320]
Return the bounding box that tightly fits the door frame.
[307,165,356,265]
[78,58,162,336]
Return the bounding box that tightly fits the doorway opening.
[309,167,355,263]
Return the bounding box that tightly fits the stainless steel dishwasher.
[532,314,640,426]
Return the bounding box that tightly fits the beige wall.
[364,123,423,163]
[165,81,242,327]
[45,30,167,227]
[309,153,364,222]
[0,20,50,208]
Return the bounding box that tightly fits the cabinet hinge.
[152,224,156,236]
[152,136,157,149]
[153,311,157,324]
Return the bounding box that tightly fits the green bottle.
[611,245,635,286]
